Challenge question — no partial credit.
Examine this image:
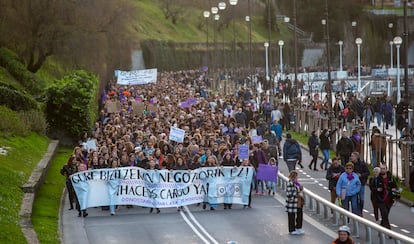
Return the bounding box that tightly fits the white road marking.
[401,229,411,233]
[183,206,220,244]
[179,209,210,244]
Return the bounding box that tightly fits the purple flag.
[101,88,107,103]
[180,102,191,108]
[256,164,278,182]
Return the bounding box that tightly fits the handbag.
[297,192,305,207]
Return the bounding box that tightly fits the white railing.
[277,172,414,244]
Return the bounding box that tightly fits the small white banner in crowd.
[169,126,185,143]
[71,166,254,210]
[116,68,157,85]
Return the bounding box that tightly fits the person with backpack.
[283,133,303,172]
[336,129,354,166]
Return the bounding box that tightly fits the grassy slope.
[31,147,72,244]
[132,0,288,43]
[0,133,49,243]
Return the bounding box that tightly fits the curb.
[19,140,59,244]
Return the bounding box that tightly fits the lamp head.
[355,38,362,45]
[211,7,218,14]
[229,0,238,6]
[203,11,210,18]
[264,42,269,47]
[338,40,343,46]
[215,14,220,21]
[218,2,226,10]
[245,16,250,22]
[393,36,402,46]
[278,40,284,46]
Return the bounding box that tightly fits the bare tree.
[159,0,187,25]
[0,0,135,76]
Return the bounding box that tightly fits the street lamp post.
[245,15,252,86]
[338,40,343,71]
[394,36,402,104]
[389,41,394,69]
[213,13,219,91]
[293,0,298,88]
[322,0,332,113]
[203,11,210,71]
[355,37,362,96]
[218,2,226,93]
[264,42,270,84]
[229,0,238,90]
[229,0,238,66]
[278,40,284,79]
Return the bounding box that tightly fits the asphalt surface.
[60,123,414,244]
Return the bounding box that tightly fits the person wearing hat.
[332,225,355,244]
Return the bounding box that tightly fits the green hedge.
[0,48,42,94]
[0,84,38,111]
[45,70,99,141]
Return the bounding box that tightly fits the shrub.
[0,105,29,136]
[0,85,38,111]
[45,70,98,141]
[0,48,42,94]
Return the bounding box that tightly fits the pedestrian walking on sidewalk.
[283,133,302,171]
[307,130,319,171]
[319,128,337,170]
[336,162,361,215]
[286,170,304,235]
[326,157,345,206]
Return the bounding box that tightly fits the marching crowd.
[60,69,414,240]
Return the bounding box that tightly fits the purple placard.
[187,97,198,105]
[238,144,249,160]
[256,164,278,182]
[251,136,263,144]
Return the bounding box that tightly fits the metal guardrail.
[277,172,414,244]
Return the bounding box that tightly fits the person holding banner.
[283,133,303,172]
[222,152,237,209]
[265,157,278,196]
[147,159,161,214]
[286,170,305,235]
[251,143,268,195]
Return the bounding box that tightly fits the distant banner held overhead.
[70,166,254,210]
[116,68,158,85]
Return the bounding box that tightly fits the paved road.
[61,188,337,244]
[60,123,414,244]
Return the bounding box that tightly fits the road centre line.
[183,206,220,244]
[179,209,210,244]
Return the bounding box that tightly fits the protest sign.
[105,101,121,114]
[238,144,249,160]
[256,164,278,182]
[169,127,185,143]
[251,136,263,144]
[71,166,254,209]
[131,101,145,115]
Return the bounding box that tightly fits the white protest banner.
[70,166,254,210]
[169,126,185,143]
[116,68,157,85]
